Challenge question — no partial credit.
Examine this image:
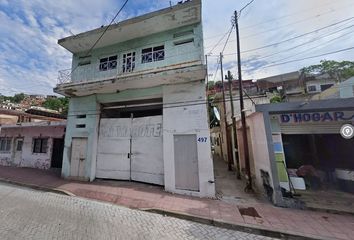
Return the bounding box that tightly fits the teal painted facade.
[71,24,204,83]
[58,0,215,197]
[62,86,163,181]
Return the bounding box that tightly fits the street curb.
[305,206,354,217]
[0,178,73,196]
[143,208,330,240]
[0,178,335,240]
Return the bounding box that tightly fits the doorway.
[174,134,199,191]
[70,138,87,179]
[96,115,164,185]
[51,138,64,168]
[13,137,23,166]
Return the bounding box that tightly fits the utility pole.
[226,71,241,179]
[205,54,209,92]
[220,53,232,171]
[234,11,253,192]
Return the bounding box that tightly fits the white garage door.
[96,116,164,185]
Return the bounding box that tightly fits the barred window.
[123,52,136,73]
[0,138,11,152]
[33,138,48,153]
[141,45,164,64]
[99,55,117,71]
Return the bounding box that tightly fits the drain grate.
[238,207,261,218]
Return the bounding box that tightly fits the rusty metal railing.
[57,69,72,85]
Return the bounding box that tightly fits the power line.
[238,0,256,19]
[255,22,354,61]
[239,0,350,31]
[207,26,233,55]
[241,16,354,53]
[241,7,343,40]
[267,28,354,65]
[261,46,354,69]
[203,0,349,41]
[212,16,354,55]
[205,14,354,52]
[70,0,129,76]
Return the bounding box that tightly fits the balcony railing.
[58,69,72,85]
[57,48,200,86]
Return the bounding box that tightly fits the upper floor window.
[0,137,12,152]
[99,55,117,71]
[123,52,136,73]
[141,45,165,64]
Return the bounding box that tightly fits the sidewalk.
[0,166,353,240]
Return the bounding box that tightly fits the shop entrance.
[96,99,164,185]
[282,133,354,213]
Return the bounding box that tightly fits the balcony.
[54,62,206,97]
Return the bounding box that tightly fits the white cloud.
[0,0,353,96]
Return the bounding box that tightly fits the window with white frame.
[122,52,136,73]
[33,138,48,153]
[0,137,12,152]
[99,55,117,71]
[141,45,165,63]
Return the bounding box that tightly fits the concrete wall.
[0,126,65,169]
[61,86,163,181]
[62,82,215,197]
[71,24,204,83]
[215,95,269,165]
[163,81,215,197]
[0,114,18,125]
[236,113,276,199]
[340,77,354,98]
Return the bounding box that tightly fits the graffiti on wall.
[100,123,162,138]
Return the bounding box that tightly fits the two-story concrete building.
[54,0,215,197]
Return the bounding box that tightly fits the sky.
[0,0,353,96]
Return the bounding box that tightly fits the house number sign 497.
[197,137,207,143]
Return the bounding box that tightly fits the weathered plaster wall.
[236,113,276,199]
[249,113,274,193]
[0,114,18,125]
[163,81,215,197]
[71,24,204,83]
[61,95,100,181]
[61,86,163,181]
[0,126,65,169]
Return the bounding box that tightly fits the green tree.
[12,93,25,103]
[207,81,215,90]
[301,60,354,82]
[42,97,69,115]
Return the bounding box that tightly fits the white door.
[174,134,199,191]
[13,138,23,166]
[131,116,164,185]
[96,118,132,180]
[96,116,164,185]
[70,138,87,178]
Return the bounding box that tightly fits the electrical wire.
[207,26,233,55]
[266,28,354,65]
[239,0,351,31]
[69,0,129,76]
[240,16,354,54]
[238,0,256,19]
[260,46,354,69]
